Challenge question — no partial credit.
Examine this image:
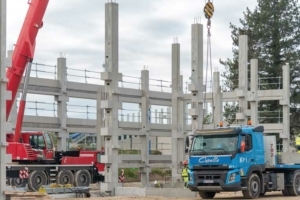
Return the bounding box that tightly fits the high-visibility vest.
[181,167,188,177]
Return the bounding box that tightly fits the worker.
[181,160,189,188]
[119,169,125,186]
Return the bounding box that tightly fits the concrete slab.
[115,187,197,198]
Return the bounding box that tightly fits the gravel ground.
[58,191,300,200]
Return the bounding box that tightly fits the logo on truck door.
[198,156,219,163]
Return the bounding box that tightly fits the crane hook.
[204,1,214,19]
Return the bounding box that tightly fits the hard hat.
[183,160,188,165]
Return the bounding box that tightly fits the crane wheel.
[74,169,91,187]
[10,178,26,188]
[28,170,47,191]
[56,170,74,185]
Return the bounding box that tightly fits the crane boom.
[6,0,49,121]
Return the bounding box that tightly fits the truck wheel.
[74,170,91,187]
[287,170,300,196]
[56,170,74,185]
[10,178,26,188]
[198,191,216,199]
[28,170,47,191]
[282,187,291,196]
[242,173,261,199]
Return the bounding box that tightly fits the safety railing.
[17,100,57,117]
[119,74,141,89]
[221,77,282,91]
[66,67,104,85]
[149,78,171,92]
[31,62,57,80]
[67,104,96,119]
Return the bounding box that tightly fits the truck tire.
[56,170,74,185]
[74,169,91,187]
[10,178,26,188]
[282,187,291,196]
[198,191,216,199]
[28,170,47,191]
[242,173,261,199]
[287,170,300,196]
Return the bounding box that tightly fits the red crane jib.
[6,0,49,120]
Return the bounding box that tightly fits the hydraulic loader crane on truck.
[185,125,300,199]
[5,0,105,191]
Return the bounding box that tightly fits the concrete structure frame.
[1,1,291,196]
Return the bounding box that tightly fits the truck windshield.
[191,134,238,155]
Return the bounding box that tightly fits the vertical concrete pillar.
[0,0,7,198]
[213,72,222,127]
[280,64,290,152]
[188,23,204,131]
[249,59,258,126]
[100,2,120,195]
[96,86,104,150]
[140,70,150,187]
[171,42,185,181]
[236,35,248,125]
[55,57,68,151]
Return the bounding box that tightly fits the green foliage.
[220,0,300,137]
[203,112,213,124]
[151,168,171,176]
[119,168,138,179]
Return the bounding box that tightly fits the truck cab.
[187,126,267,199]
[6,131,55,161]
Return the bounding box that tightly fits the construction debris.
[4,191,50,200]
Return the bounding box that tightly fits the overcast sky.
[6,0,258,118]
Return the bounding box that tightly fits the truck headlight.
[229,173,236,182]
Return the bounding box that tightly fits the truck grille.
[199,175,221,180]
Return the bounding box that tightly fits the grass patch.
[151,168,171,176]
[119,168,139,179]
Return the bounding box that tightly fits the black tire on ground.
[28,170,47,191]
[242,173,261,199]
[282,187,291,196]
[198,191,216,199]
[56,170,74,185]
[287,170,300,196]
[10,178,26,188]
[74,169,91,187]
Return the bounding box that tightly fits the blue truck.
[185,125,300,199]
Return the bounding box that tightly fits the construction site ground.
[57,191,300,200]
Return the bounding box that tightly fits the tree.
[220,0,300,140]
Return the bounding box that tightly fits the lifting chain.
[202,0,215,128]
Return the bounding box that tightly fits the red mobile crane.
[5,0,104,191]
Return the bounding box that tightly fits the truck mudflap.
[188,181,241,192]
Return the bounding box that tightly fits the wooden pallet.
[4,191,51,200]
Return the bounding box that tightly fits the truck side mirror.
[185,148,189,154]
[185,136,190,148]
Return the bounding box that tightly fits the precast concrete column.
[171,42,185,180]
[140,69,150,187]
[280,64,290,152]
[235,35,248,125]
[0,0,7,198]
[213,72,222,127]
[100,2,120,195]
[188,23,204,131]
[55,57,68,151]
[96,86,104,150]
[249,59,258,126]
